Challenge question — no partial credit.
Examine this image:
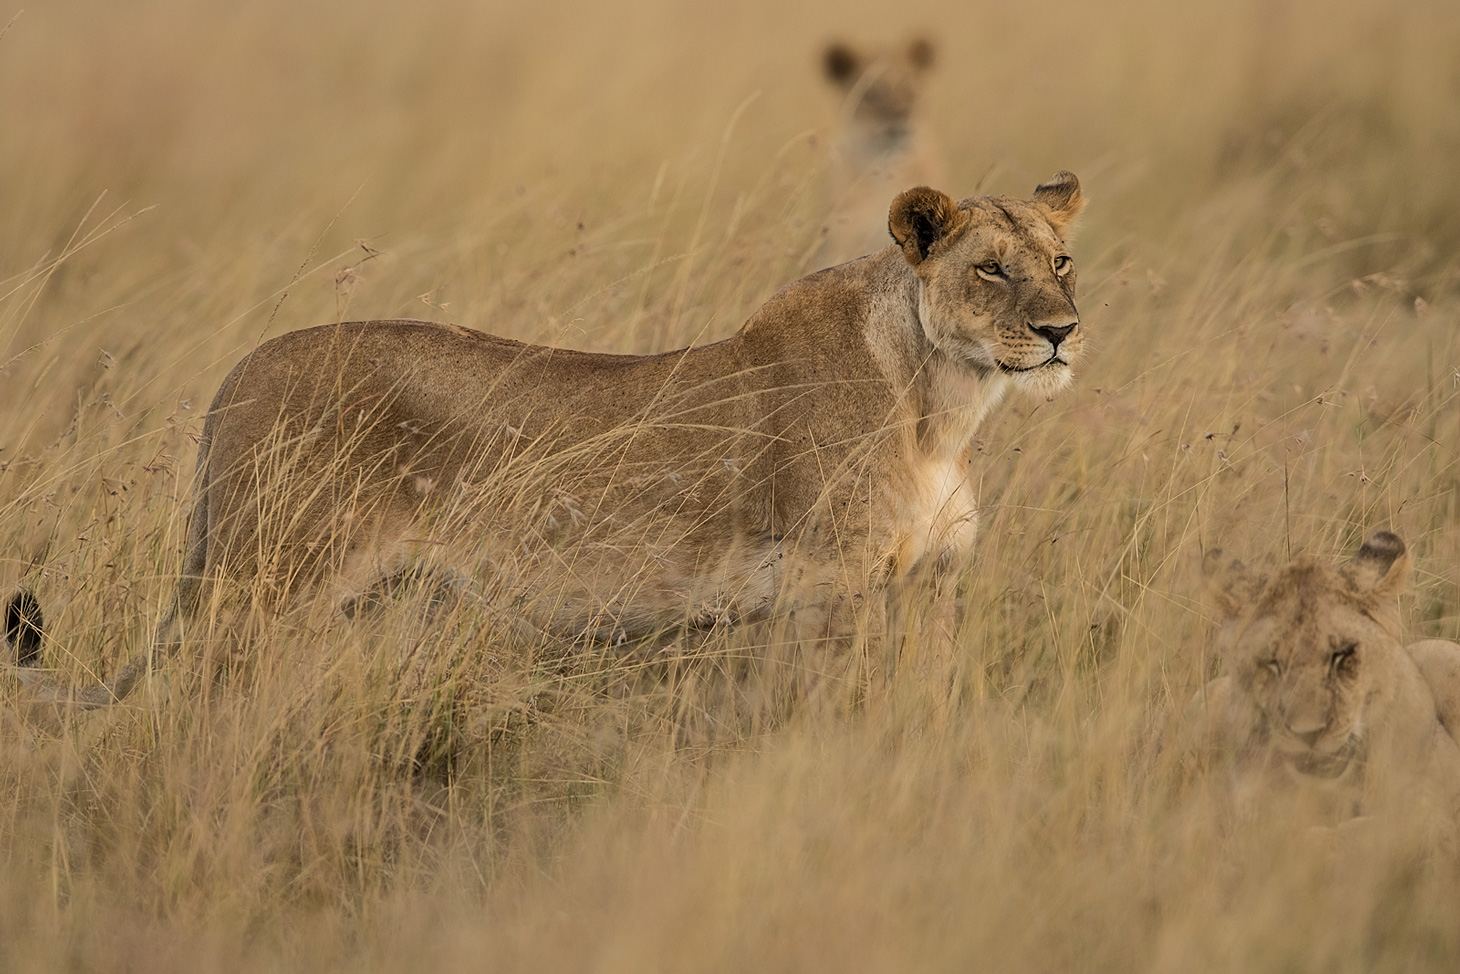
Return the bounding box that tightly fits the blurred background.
[3,0,1460,970]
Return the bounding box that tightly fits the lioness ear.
[1341,530,1410,599]
[906,37,935,71]
[888,187,967,266]
[824,43,863,86]
[1203,549,1263,621]
[1031,171,1085,239]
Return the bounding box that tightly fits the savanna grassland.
[3,0,1460,970]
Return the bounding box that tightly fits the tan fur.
[8,176,1086,708]
[814,38,948,268]
[1185,531,1460,827]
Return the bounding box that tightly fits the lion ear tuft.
[1342,530,1410,599]
[888,187,967,266]
[1031,171,1086,239]
[1203,549,1263,621]
[824,43,863,85]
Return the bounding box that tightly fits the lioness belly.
[530,536,786,638]
[335,509,787,639]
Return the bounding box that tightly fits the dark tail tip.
[5,588,44,667]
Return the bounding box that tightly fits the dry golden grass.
[3,0,1460,969]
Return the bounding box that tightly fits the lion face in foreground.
[890,179,1083,400]
[1192,531,1460,822]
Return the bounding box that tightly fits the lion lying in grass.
[5,175,1087,710]
[1185,530,1460,828]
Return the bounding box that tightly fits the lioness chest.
[889,451,978,574]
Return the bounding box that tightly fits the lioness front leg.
[884,564,961,702]
[785,580,890,711]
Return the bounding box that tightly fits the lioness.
[814,37,948,268]
[5,175,1085,708]
[1186,531,1460,826]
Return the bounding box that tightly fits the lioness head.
[1204,531,1411,777]
[887,173,1086,397]
[823,37,935,138]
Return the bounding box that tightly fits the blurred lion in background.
[813,37,949,268]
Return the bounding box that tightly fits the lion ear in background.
[906,36,935,71]
[888,186,968,266]
[1341,530,1410,601]
[1202,549,1265,622]
[1031,171,1086,240]
[823,42,864,87]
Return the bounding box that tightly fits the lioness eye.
[1262,658,1282,676]
[975,261,1004,279]
[1053,255,1072,274]
[1331,643,1357,673]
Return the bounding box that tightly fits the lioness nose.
[1029,321,1076,350]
